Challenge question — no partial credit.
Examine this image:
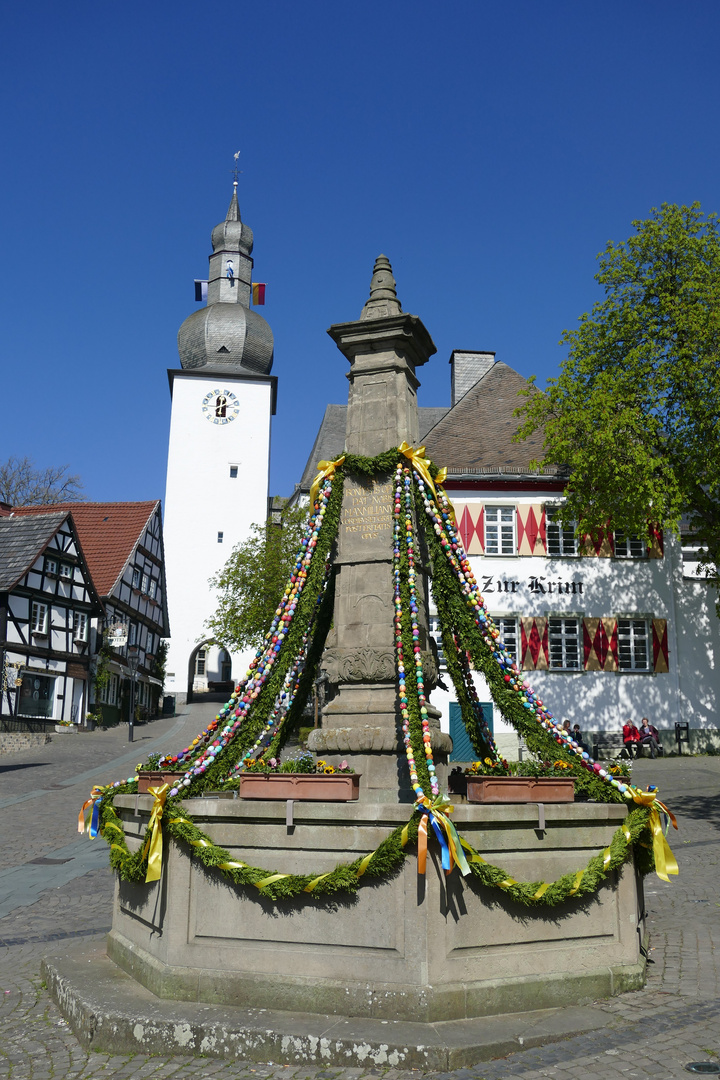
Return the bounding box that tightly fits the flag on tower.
[252,282,266,305]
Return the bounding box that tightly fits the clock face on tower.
[201,389,240,425]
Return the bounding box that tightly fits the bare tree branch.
[0,456,86,506]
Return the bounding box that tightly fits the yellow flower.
[484,758,493,766]
[316,759,326,768]
[323,766,335,774]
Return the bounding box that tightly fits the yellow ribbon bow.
[416,793,471,877]
[631,788,679,883]
[142,784,170,883]
[309,456,345,506]
[398,442,438,501]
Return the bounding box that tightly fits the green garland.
[99,786,652,905]
[417,483,621,804]
[95,447,663,905]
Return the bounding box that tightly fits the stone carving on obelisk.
[308,256,452,801]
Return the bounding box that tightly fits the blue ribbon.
[423,809,452,871]
[89,799,101,839]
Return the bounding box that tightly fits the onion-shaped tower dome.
[177,185,273,376]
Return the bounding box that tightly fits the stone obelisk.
[308,256,451,800]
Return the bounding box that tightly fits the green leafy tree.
[515,202,720,607]
[205,504,309,653]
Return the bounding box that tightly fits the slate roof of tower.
[0,513,68,590]
[13,501,160,596]
[422,361,561,476]
[297,405,449,494]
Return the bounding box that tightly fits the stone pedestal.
[108,794,646,1022]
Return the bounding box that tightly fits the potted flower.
[466,757,575,803]
[238,752,359,801]
[136,752,185,793]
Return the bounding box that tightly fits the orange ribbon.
[78,786,104,835]
[417,814,429,875]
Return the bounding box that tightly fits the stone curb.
[42,942,617,1070]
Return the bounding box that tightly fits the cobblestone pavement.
[1,709,719,1079]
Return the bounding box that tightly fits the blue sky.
[1,1,719,503]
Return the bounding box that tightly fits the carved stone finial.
[360,254,402,320]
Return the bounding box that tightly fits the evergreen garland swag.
[94,446,663,905]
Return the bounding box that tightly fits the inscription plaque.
[338,476,392,561]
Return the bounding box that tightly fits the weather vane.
[232,150,242,188]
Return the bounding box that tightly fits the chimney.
[449,350,496,406]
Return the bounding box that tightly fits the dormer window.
[59,563,73,580]
[45,558,58,577]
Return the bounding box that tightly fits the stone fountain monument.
[98,260,645,1044]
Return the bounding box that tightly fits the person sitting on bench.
[622,720,640,758]
[639,718,661,758]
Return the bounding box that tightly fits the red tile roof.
[12,501,159,596]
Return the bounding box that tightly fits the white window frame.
[494,616,519,664]
[45,557,58,577]
[548,617,582,671]
[31,601,49,635]
[617,618,650,671]
[128,623,137,646]
[484,505,516,556]
[108,674,118,706]
[141,572,149,594]
[614,533,647,559]
[546,507,579,557]
[196,649,206,676]
[147,578,157,600]
[59,563,73,580]
[73,611,88,642]
[132,567,141,589]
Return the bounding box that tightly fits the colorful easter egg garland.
[84,447,677,902]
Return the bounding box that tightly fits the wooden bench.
[592,733,631,761]
[592,732,663,760]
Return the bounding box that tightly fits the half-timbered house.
[13,502,170,726]
[0,512,102,728]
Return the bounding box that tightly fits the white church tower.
[163,184,276,704]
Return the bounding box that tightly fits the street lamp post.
[127,646,140,743]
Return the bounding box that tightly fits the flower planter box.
[54,724,78,734]
[239,773,360,801]
[137,770,183,794]
[466,776,575,803]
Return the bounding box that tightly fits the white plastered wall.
[163,372,273,702]
[428,492,720,758]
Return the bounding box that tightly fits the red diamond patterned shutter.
[652,619,669,672]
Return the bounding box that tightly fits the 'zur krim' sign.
[480,575,584,595]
